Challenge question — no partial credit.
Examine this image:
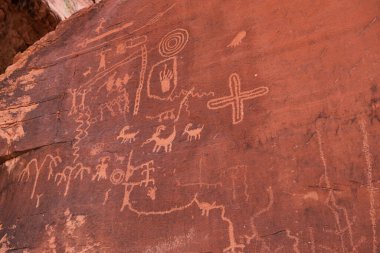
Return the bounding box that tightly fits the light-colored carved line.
[72,107,91,163]
[103,189,111,205]
[133,45,148,115]
[254,187,273,218]
[174,88,194,122]
[308,227,316,253]
[38,35,147,69]
[80,21,134,47]
[286,230,301,253]
[319,245,335,253]
[316,129,355,252]
[177,182,222,188]
[193,197,244,252]
[127,195,197,216]
[359,119,378,253]
[169,88,215,101]
[131,3,176,34]
[36,193,43,208]
[242,167,249,201]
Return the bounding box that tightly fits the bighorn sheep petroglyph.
[141,125,176,152]
[182,123,203,141]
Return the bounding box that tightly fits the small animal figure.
[117,125,140,143]
[183,123,204,141]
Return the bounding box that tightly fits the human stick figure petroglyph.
[18,154,62,199]
[182,123,203,141]
[207,73,269,125]
[97,48,111,72]
[77,43,146,93]
[68,89,90,116]
[98,91,130,121]
[117,125,139,143]
[227,31,247,48]
[96,72,132,93]
[141,125,176,153]
[92,156,110,181]
[119,151,156,211]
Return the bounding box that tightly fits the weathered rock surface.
[0,0,380,252]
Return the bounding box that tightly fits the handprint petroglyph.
[159,64,174,93]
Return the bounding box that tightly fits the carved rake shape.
[74,163,91,180]
[207,73,269,125]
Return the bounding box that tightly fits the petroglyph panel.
[1,1,380,253]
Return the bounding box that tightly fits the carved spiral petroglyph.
[159,28,189,57]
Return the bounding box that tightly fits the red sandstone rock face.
[0,0,380,252]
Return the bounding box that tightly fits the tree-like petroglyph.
[18,153,62,199]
